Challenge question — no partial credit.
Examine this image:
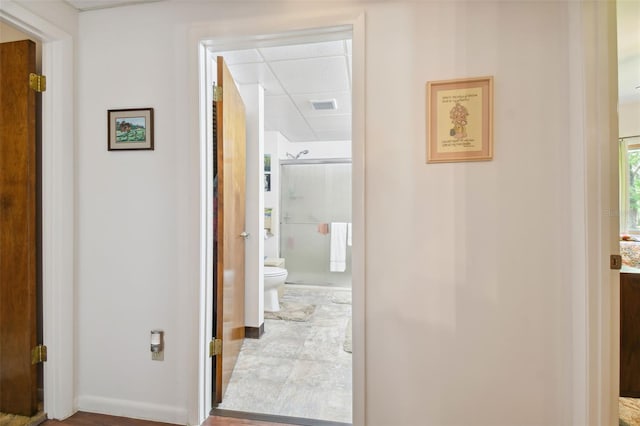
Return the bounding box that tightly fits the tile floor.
[218,285,352,424]
[620,397,640,425]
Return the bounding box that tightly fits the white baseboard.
[76,395,188,425]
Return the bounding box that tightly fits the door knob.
[240,231,249,239]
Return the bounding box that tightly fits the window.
[621,136,640,234]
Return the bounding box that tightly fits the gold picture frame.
[426,76,493,163]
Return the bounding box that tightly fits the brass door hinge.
[29,73,46,92]
[213,86,222,102]
[209,338,222,357]
[611,254,622,270]
[31,345,47,364]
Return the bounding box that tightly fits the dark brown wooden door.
[0,40,39,416]
[620,272,640,396]
[214,56,246,404]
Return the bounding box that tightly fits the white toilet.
[264,266,288,312]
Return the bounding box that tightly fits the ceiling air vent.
[310,99,337,111]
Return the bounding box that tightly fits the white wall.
[0,20,31,39]
[264,131,285,259]
[10,0,78,36]
[279,139,352,160]
[75,4,188,422]
[239,84,265,329]
[0,21,42,70]
[75,2,590,425]
[620,101,640,137]
[0,19,26,39]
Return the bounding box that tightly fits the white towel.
[330,222,348,272]
[347,222,352,247]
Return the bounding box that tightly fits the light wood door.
[214,56,246,404]
[0,40,39,416]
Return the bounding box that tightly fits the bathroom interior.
[210,31,354,424]
[617,1,640,425]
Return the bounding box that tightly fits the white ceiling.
[214,41,352,142]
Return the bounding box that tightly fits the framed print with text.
[426,76,493,163]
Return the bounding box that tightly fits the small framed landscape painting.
[108,108,154,151]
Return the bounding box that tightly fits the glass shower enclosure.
[280,159,352,287]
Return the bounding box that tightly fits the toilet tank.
[264,257,285,268]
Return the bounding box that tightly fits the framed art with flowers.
[426,76,493,163]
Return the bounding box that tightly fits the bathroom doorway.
[201,25,358,425]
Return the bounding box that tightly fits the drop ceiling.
[213,40,352,143]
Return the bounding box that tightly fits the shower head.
[295,150,309,159]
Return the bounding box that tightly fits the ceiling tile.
[259,41,345,62]
[269,56,350,94]
[619,55,640,104]
[314,129,352,141]
[291,91,351,117]
[305,115,351,132]
[211,36,353,143]
[227,63,285,95]
[214,49,263,65]
[264,96,316,142]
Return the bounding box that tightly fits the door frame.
[194,13,366,425]
[0,1,75,420]
[571,1,620,424]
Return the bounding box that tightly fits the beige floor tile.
[218,285,352,423]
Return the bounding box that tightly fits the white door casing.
[193,15,366,426]
[0,0,76,420]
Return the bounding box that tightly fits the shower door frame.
[279,158,353,286]
[280,158,353,165]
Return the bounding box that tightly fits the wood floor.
[42,412,290,426]
[202,417,290,426]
